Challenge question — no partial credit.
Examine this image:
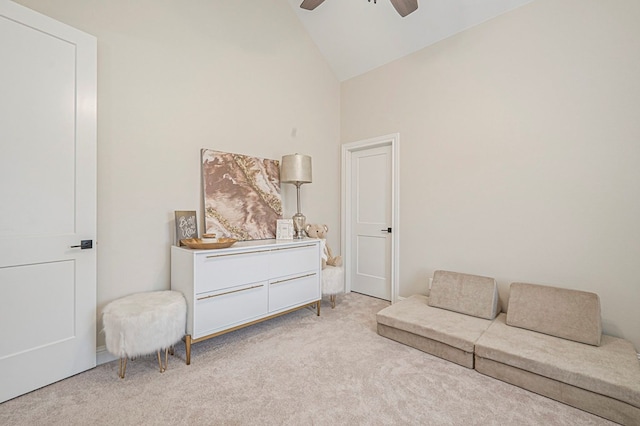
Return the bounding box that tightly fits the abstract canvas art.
[201,149,282,240]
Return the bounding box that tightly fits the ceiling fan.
[300,0,419,18]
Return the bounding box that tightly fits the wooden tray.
[180,237,237,250]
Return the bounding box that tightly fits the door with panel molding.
[349,145,392,300]
[0,0,97,403]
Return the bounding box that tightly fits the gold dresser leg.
[185,335,192,365]
[330,294,336,309]
[316,300,321,316]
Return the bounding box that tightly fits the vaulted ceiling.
[287,0,533,81]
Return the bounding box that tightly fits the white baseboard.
[96,345,118,365]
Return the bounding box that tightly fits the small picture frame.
[276,219,294,240]
[175,210,198,245]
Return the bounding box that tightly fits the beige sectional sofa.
[377,270,500,368]
[376,271,640,425]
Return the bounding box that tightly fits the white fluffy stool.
[103,290,186,378]
[322,265,344,308]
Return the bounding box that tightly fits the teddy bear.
[304,223,343,269]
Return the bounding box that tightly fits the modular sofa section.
[428,270,500,320]
[475,282,640,425]
[506,282,602,346]
[377,294,493,368]
[476,314,640,424]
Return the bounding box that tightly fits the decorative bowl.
[180,237,237,250]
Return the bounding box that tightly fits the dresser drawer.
[194,282,268,338]
[269,243,319,278]
[195,249,270,294]
[269,272,319,313]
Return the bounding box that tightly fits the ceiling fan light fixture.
[300,0,418,17]
[300,0,326,11]
[389,0,419,17]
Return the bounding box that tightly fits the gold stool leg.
[157,350,164,373]
[118,357,127,379]
[157,348,169,373]
[164,347,169,371]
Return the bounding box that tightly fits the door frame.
[341,133,400,303]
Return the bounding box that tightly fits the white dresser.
[171,238,321,364]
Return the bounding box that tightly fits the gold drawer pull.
[270,273,317,286]
[197,284,264,300]
[270,244,316,252]
[206,243,317,258]
[206,249,270,259]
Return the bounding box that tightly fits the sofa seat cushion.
[507,282,602,346]
[428,270,500,320]
[475,313,640,409]
[377,294,493,353]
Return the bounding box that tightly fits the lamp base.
[292,213,306,239]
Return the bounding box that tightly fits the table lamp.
[280,154,312,239]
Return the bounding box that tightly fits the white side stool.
[322,265,344,308]
[103,290,186,378]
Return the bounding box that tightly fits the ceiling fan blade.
[389,0,418,17]
[300,0,326,11]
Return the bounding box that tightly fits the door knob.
[71,240,93,249]
[381,228,392,233]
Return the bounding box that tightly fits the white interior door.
[0,0,97,403]
[349,145,392,300]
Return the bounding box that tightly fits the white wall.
[17,0,640,351]
[15,0,341,347]
[342,0,640,348]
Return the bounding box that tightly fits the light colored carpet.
[0,293,615,425]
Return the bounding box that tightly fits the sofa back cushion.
[428,270,500,320]
[506,282,602,346]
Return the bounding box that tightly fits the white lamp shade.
[280,154,312,184]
